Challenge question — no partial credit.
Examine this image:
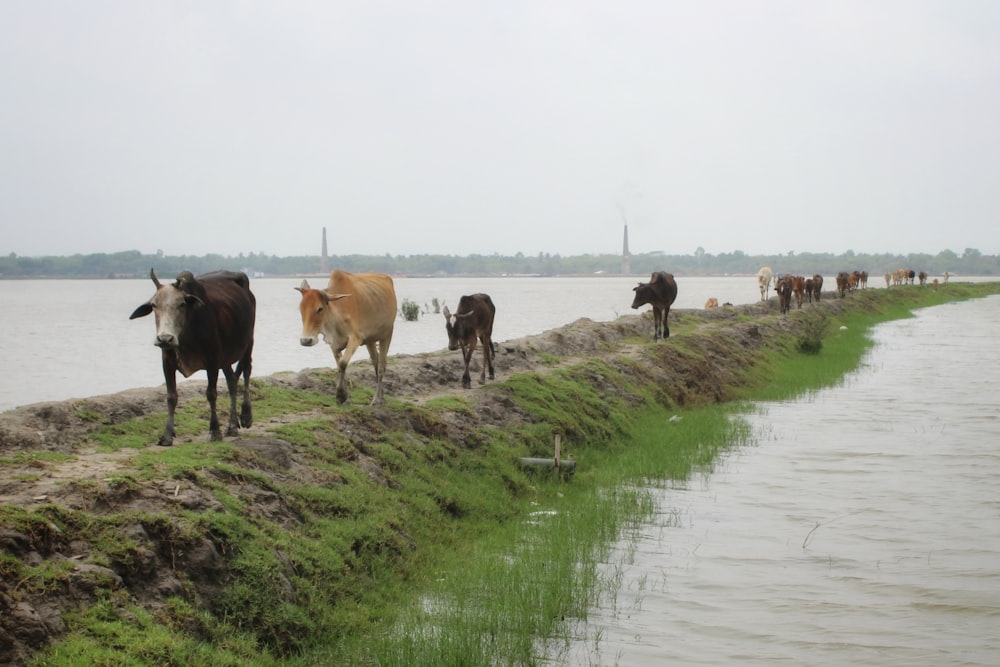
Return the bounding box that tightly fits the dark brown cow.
[836,271,850,298]
[443,293,496,389]
[130,269,255,446]
[775,273,793,314]
[631,271,678,340]
[918,270,928,285]
[296,270,397,405]
[792,275,807,309]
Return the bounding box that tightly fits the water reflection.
[557,296,1000,666]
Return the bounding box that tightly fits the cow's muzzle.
[155,334,178,349]
[300,337,318,347]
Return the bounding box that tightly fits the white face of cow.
[130,283,194,349]
[149,285,191,349]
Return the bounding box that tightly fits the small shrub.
[400,299,420,321]
[796,314,826,355]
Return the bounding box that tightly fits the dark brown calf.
[631,271,678,340]
[444,293,496,389]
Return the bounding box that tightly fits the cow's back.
[328,270,397,342]
[651,272,678,306]
[458,293,496,335]
[199,272,256,362]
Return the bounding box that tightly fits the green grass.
[20,282,1000,667]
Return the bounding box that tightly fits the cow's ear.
[130,303,153,320]
[184,293,206,308]
[299,279,311,291]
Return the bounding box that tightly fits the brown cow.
[296,270,397,405]
[130,269,256,446]
[444,293,496,389]
[704,297,719,309]
[775,274,793,314]
[810,274,824,302]
[792,275,807,309]
[836,271,850,298]
[631,271,678,340]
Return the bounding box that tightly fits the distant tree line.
[0,247,996,279]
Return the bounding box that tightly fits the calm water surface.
[0,275,759,412]
[557,296,1000,666]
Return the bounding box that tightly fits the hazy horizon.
[3,2,998,259]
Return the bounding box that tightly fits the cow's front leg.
[365,341,387,405]
[160,381,178,446]
[334,339,361,404]
[158,358,177,446]
[206,368,223,441]
[461,342,474,389]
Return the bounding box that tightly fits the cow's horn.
[150,268,162,288]
[443,306,451,319]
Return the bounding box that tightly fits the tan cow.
[792,276,807,309]
[704,297,719,309]
[296,270,397,405]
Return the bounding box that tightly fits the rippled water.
[558,295,1000,666]
[0,274,760,412]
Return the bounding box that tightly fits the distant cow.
[704,297,719,309]
[775,273,793,314]
[792,275,807,309]
[836,271,850,298]
[810,274,823,302]
[631,271,678,340]
[296,270,397,405]
[758,267,773,301]
[443,293,496,389]
[918,270,928,285]
[130,268,256,446]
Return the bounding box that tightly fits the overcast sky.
[2,1,998,259]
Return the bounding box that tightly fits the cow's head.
[442,306,472,351]
[630,282,651,310]
[295,279,350,347]
[129,269,205,349]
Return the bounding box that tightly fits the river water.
[557,295,1000,666]
[0,274,761,412]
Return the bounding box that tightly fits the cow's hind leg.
[482,335,495,382]
[237,355,253,428]
[222,365,241,437]
[205,368,224,441]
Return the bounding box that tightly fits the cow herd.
[132,264,938,445]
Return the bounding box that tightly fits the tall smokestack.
[321,227,329,273]
[622,224,631,275]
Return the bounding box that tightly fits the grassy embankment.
[12,282,999,666]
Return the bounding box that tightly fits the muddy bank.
[0,289,954,664]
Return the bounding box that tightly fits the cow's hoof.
[226,426,240,437]
[156,437,173,447]
[210,430,224,442]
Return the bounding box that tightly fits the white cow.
[757,267,773,301]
